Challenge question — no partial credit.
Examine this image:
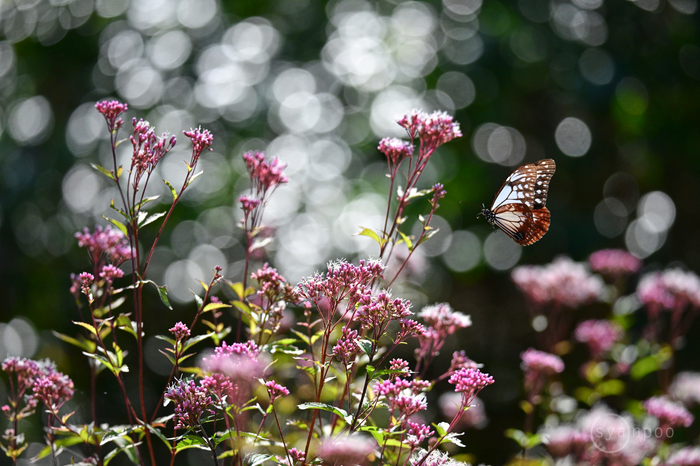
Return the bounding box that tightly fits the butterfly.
[478,159,556,246]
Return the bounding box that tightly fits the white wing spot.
[535,198,541,203]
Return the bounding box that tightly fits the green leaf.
[366,365,375,380]
[141,280,172,310]
[290,329,310,346]
[398,231,414,251]
[182,332,216,351]
[357,339,373,357]
[164,178,178,201]
[32,434,86,461]
[596,379,626,397]
[116,314,139,339]
[52,330,96,352]
[145,423,171,449]
[175,435,208,452]
[91,163,116,181]
[630,355,661,380]
[298,402,352,423]
[355,227,386,247]
[245,453,274,466]
[228,281,246,300]
[371,368,408,380]
[139,211,166,228]
[416,227,439,247]
[250,237,273,252]
[102,215,129,237]
[202,302,232,313]
[73,320,97,335]
[187,170,204,186]
[135,195,161,210]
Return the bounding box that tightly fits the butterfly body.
[479,159,556,246]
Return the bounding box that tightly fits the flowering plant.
[1,103,492,466]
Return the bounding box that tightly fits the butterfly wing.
[483,159,555,246]
[533,158,556,209]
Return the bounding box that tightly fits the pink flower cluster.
[378,137,413,166]
[200,341,263,407]
[2,358,74,413]
[644,396,694,430]
[511,257,605,308]
[588,248,642,281]
[415,303,471,367]
[95,100,127,131]
[546,406,654,465]
[355,291,412,331]
[318,434,375,466]
[665,447,700,466]
[264,380,289,401]
[332,326,361,366]
[243,150,289,195]
[521,348,565,375]
[409,448,468,466]
[574,319,622,358]
[637,269,700,313]
[99,264,124,283]
[375,377,431,419]
[296,259,384,317]
[164,379,213,430]
[448,367,494,405]
[669,372,700,407]
[169,322,190,341]
[397,110,462,154]
[130,118,177,181]
[184,126,214,159]
[75,225,131,268]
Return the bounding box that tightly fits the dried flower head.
[164,379,213,430]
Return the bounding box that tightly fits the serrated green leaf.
[91,163,116,181]
[182,332,216,351]
[141,280,172,310]
[145,423,170,449]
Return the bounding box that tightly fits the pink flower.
[439,392,487,429]
[33,370,74,411]
[406,421,434,448]
[169,322,190,341]
[201,341,264,407]
[79,272,95,295]
[419,303,471,338]
[264,380,289,401]
[296,259,384,317]
[164,379,213,430]
[669,372,700,407]
[588,249,642,280]
[644,396,694,430]
[95,100,127,130]
[130,118,177,182]
[397,110,462,152]
[378,137,413,166]
[332,326,361,366]
[99,264,124,283]
[664,447,700,466]
[511,257,604,308]
[75,225,132,267]
[389,359,410,372]
[638,269,700,311]
[355,291,412,331]
[318,434,375,466]
[574,319,622,358]
[542,425,590,460]
[184,126,214,158]
[409,449,468,466]
[521,348,564,375]
[242,150,288,194]
[448,367,494,405]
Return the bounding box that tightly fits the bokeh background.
[1,0,699,463]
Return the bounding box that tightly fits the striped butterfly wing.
[482,159,556,246]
